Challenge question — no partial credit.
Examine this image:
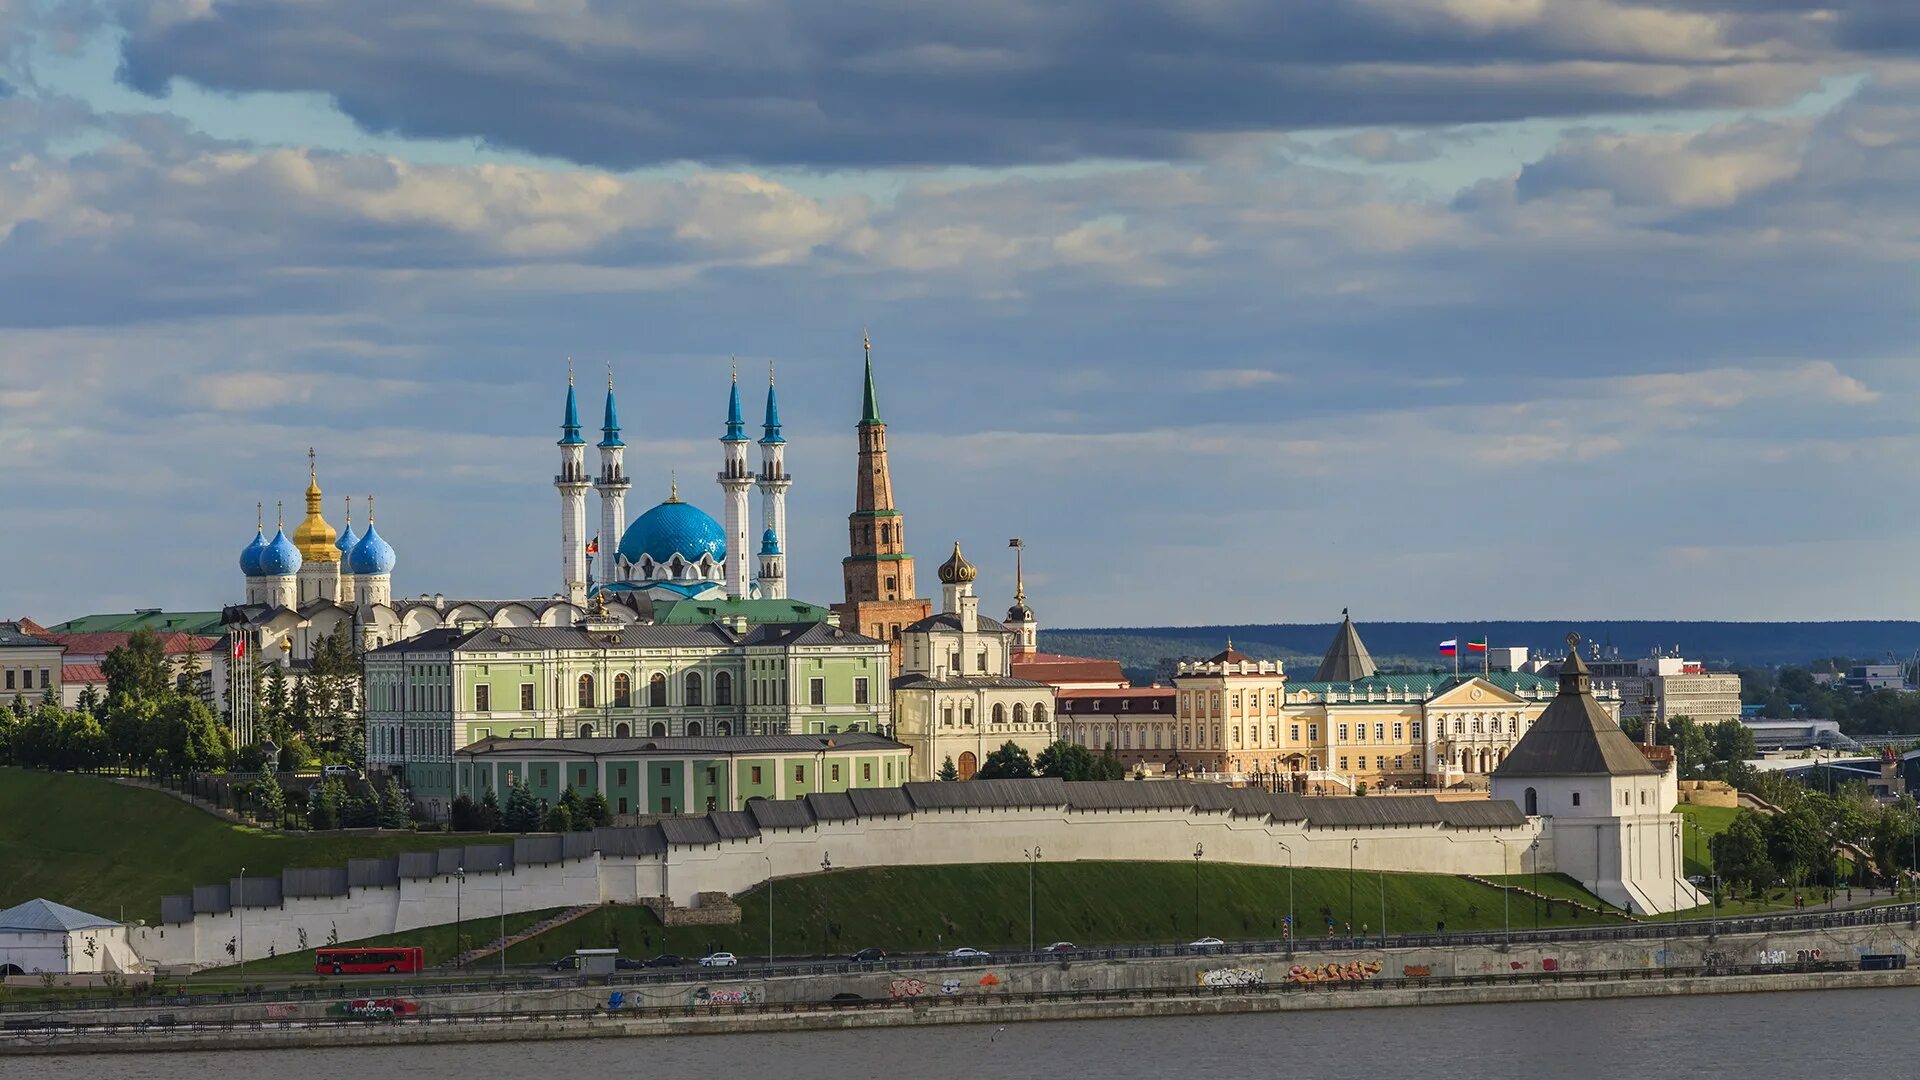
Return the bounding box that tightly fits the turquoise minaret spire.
[560,365,585,447]
[594,365,630,588]
[755,360,790,599]
[761,365,784,445]
[719,362,753,598]
[555,361,590,603]
[722,365,748,443]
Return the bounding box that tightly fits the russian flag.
[1439,640,1457,657]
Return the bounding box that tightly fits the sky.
[3,1,1920,628]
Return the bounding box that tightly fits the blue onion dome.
[760,527,781,556]
[240,527,268,577]
[349,522,397,576]
[259,528,303,577]
[335,519,360,559]
[618,497,728,565]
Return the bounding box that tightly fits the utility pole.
[1276,841,1294,958]
[1192,844,1204,935]
[237,866,246,984]
[455,866,465,971]
[1025,846,1041,953]
[498,861,507,977]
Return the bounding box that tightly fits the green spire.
[860,330,881,425]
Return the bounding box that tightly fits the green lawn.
[504,862,1631,964]
[0,768,510,923]
[1482,873,1623,914]
[1676,803,1741,877]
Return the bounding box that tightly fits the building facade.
[0,622,62,710]
[891,544,1055,780]
[364,615,891,817]
[1586,650,1743,728]
[455,731,910,817]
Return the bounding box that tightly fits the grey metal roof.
[903,778,1068,810]
[747,798,816,830]
[0,898,118,932]
[1216,786,1309,822]
[458,731,904,757]
[846,787,914,817]
[1315,612,1379,683]
[0,624,58,649]
[709,810,761,839]
[1063,780,1201,811]
[904,611,1012,635]
[890,674,1053,691]
[659,818,723,846]
[1301,796,1444,828]
[1437,800,1528,829]
[591,825,668,855]
[805,792,858,821]
[1493,651,1660,778]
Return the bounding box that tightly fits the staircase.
[1461,875,1636,922]
[438,904,599,971]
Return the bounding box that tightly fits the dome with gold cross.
[291,448,341,562]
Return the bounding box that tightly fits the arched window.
[992,703,1006,724]
[686,720,702,736]
[577,673,595,709]
[714,671,733,706]
[650,722,666,737]
[578,722,594,738]
[1013,703,1027,724]
[649,672,667,708]
[613,673,631,707]
[615,722,631,738]
[685,671,704,707]
[718,720,732,736]
[1034,702,1047,726]
[1524,787,1538,815]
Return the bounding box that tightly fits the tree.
[1034,740,1125,781]
[309,777,348,830]
[450,794,480,832]
[975,740,1034,780]
[1705,719,1757,766]
[937,756,959,782]
[253,771,286,828]
[1765,805,1832,886]
[102,629,170,704]
[75,684,100,717]
[154,694,231,774]
[380,777,412,830]
[261,665,290,728]
[557,786,585,826]
[543,802,573,832]
[502,779,543,832]
[478,787,503,832]
[580,791,612,829]
[1710,810,1774,896]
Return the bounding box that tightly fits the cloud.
[105,0,1840,169]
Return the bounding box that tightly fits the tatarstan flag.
[1468,638,1488,653]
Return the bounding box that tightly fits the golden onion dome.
[291,448,340,562]
[937,541,977,585]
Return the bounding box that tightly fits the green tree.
[543,802,573,832]
[261,664,290,728]
[557,786,585,826]
[75,684,100,717]
[1710,810,1775,896]
[380,777,412,830]
[1034,740,1123,781]
[154,694,231,774]
[1705,719,1757,765]
[502,779,543,832]
[1765,805,1833,887]
[580,791,612,829]
[309,777,348,830]
[975,740,1034,780]
[253,770,286,828]
[450,794,480,832]
[102,629,170,704]
[478,787,504,831]
[937,756,959,782]
[103,694,158,769]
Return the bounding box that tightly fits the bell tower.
[833,333,930,673]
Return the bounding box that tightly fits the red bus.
[315,947,425,975]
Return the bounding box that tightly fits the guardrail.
[4,902,1914,1017]
[0,960,1874,1045]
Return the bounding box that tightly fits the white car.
[698,952,739,967]
[946,947,992,961]
[1189,937,1226,949]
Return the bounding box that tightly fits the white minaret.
[594,367,630,588]
[719,368,754,600]
[555,367,591,605]
[755,365,790,599]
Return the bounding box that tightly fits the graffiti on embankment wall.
[1288,961,1382,984]
[691,986,761,1006]
[1197,967,1265,988]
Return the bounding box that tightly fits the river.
[19,987,1917,1078]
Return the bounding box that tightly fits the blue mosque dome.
[618,497,728,566]
[349,522,397,576]
[259,528,303,577]
[239,528,269,577]
[335,520,360,559]
[760,527,781,556]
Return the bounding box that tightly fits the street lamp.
[237,866,246,984]
[1024,846,1042,953]
[1192,844,1204,935]
[1530,840,1541,930]
[1495,838,1512,945]
[1348,839,1358,936]
[763,854,774,967]
[498,861,507,977]
[1378,867,1386,944]
[454,866,465,971]
[1276,841,1295,958]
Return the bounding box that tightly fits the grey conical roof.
[1492,645,1659,778]
[1314,610,1377,683]
[0,898,118,933]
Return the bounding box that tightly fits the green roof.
[49,611,225,636]
[651,597,833,627]
[1284,671,1556,700]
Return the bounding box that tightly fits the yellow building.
[1172,615,1593,793]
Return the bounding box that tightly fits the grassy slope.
[200,909,561,975]
[505,862,1630,965]
[0,768,509,923]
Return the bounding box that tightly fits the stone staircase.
[1460,875,1636,922]
[438,904,600,971]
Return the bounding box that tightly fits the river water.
[21,988,1920,1079]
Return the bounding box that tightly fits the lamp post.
[1530,840,1541,930]
[1378,868,1386,944]
[498,861,507,977]
[454,866,465,971]
[1024,846,1042,953]
[763,854,774,967]
[1348,839,1358,937]
[237,866,246,984]
[1671,822,1682,924]
[1495,838,1511,945]
[1192,844,1204,935]
[1276,841,1295,958]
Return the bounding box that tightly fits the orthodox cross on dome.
[276,500,284,528]
[256,501,263,530]
[308,446,316,481]
[367,494,376,522]
[1009,537,1025,603]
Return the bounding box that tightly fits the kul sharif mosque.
[227,365,796,665]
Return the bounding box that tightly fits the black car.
[645,953,686,968]
[848,947,887,963]
[549,955,583,971]
[614,956,646,971]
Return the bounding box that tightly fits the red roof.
[1011,650,1126,684]
[1057,686,1174,700]
[1206,647,1252,664]
[61,663,107,685]
[11,618,54,638]
[52,631,218,657]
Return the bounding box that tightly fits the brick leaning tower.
[833,335,931,676]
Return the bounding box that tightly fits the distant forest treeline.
[1041,621,1920,682]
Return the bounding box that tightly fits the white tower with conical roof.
[756,366,790,599]
[555,368,591,605]
[594,369,630,589]
[719,369,754,600]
